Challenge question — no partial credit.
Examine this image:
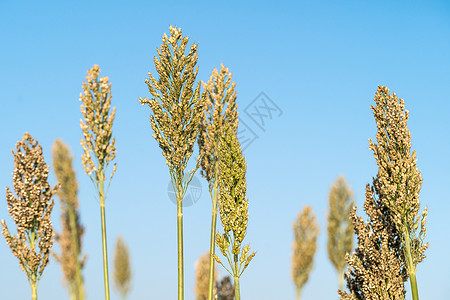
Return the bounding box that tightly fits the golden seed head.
[369,86,428,269]
[340,86,427,299]
[80,64,117,183]
[139,26,204,174]
[2,133,58,282]
[198,64,239,185]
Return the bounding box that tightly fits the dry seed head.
[51,139,86,292]
[369,86,427,271]
[291,205,319,293]
[80,64,117,182]
[113,236,132,298]
[339,186,406,300]
[327,175,354,275]
[340,86,427,299]
[139,26,203,173]
[1,133,58,283]
[198,64,238,185]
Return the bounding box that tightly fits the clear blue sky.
[1,1,449,299]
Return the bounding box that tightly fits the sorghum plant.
[214,125,255,300]
[80,64,117,300]
[139,26,203,300]
[340,86,428,300]
[327,175,354,291]
[291,205,319,300]
[113,236,132,300]
[368,86,427,300]
[197,64,238,300]
[215,276,234,300]
[52,139,86,300]
[1,133,58,300]
[195,251,218,300]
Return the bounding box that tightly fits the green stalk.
[68,206,84,300]
[177,195,184,300]
[207,178,219,300]
[234,275,240,300]
[99,170,110,300]
[404,230,419,300]
[31,281,38,300]
[174,173,185,300]
[234,254,240,300]
[409,272,419,300]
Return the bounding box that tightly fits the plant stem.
[99,171,110,300]
[410,271,419,300]
[234,254,240,300]
[31,280,38,300]
[177,189,184,300]
[338,269,344,292]
[295,288,301,300]
[207,179,219,300]
[234,275,240,300]
[404,230,419,300]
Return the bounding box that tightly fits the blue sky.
[1,1,449,299]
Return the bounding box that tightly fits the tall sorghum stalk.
[197,64,238,300]
[327,176,354,292]
[139,26,204,300]
[214,125,255,300]
[1,133,58,300]
[113,236,132,300]
[195,251,218,300]
[339,86,428,300]
[292,206,319,300]
[52,140,86,300]
[80,64,117,300]
[368,86,427,300]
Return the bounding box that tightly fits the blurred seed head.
[113,236,132,298]
[52,139,86,294]
[291,205,319,294]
